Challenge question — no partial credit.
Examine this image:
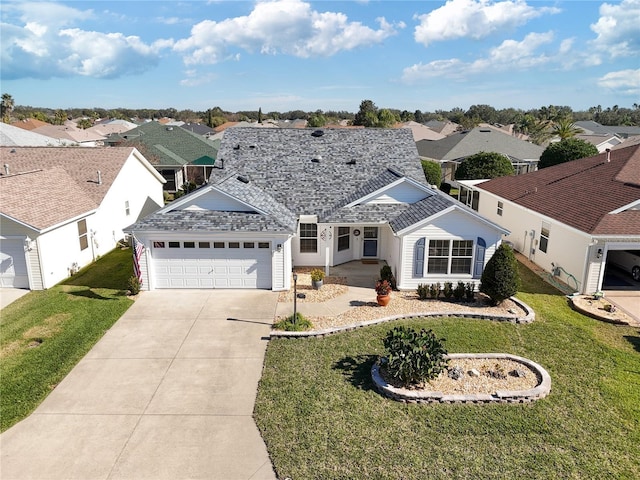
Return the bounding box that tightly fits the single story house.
[0,147,165,289]
[461,144,640,294]
[127,128,508,291]
[105,121,218,191]
[417,127,544,182]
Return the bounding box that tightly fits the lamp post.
[292,272,298,325]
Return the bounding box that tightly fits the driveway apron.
[0,290,278,480]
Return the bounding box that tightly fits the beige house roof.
[399,121,446,141]
[10,118,51,131]
[0,147,138,231]
[31,125,106,143]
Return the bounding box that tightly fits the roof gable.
[0,147,138,230]
[478,143,640,235]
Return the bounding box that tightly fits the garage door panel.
[153,241,271,289]
[1,239,29,288]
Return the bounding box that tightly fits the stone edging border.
[271,296,534,338]
[371,353,551,404]
[568,297,632,325]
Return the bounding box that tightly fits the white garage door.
[0,239,29,288]
[152,240,272,289]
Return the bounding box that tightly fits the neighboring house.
[424,120,459,136]
[86,120,138,137]
[461,144,640,294]
[0,147,165,290]
[30,125,106,146]
[10,118,51,131]
[575,120,640,139]
[126,128,508,291]
[575,134,624,153]
[0,123,75,147]
[105,121,218,190]
[399,121,446,142]
[180,122,215,138]
[417,127,544,182]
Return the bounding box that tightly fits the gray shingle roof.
[416,127,543,161]
[127,210,293,233]
[213,128,426,218]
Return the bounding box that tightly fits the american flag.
[132,236,144,284]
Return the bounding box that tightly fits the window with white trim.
[337,227,350,251]
[539,222,550,253]
[426,239,474,275]
[299,223,317,253]
[78,219,88,251]
[497,201,503,216]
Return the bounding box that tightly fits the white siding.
[178,189,254,212]
[292,223,326,267]
[363,182,430,204]
[398,209,502,290]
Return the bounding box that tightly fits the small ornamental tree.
[383,326,448,387]
[480,243,520,306]
[421,160,442,187]
[454,151,514,180]
[538,138,598,169]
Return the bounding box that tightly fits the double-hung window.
[424,239,474,275]
[337,227,350,251]
[78,219,88,251]
[299,223,318,253]
[497,201,503,216]
[539,222,550,253]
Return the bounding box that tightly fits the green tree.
[377,108,397,128]
[258,107,263,124]
[52,109,67,125]
[414,109,425,123]
[307,113,327,128]
[454,152,514,180]
[552,117,582,140]
[76,118,93,129]
[354,99,378,127]
[421,160,442,187]
[538,138,598,169]
[480,243,520,306]
[1,93,15,123]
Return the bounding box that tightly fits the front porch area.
[328,259,389,288]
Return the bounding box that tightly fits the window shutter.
[473,237,486,278]
[414,238,425,277]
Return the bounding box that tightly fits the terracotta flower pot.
[377,294,391,306]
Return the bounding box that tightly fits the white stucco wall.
[476,189,592,293]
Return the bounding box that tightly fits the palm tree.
[1,93,14,123]
[552,117,582,140]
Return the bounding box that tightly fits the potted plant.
[375,279,392,306]
[310,268,325,289]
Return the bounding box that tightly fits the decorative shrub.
[382,326,449,387]
[453,281,466,302]
[465,282,475,302]
[480,243,520,306]
[442,282,454,300]
[380,265,397,290]
[429,282,441,299]
[127,275,141,295]
[274,312,313,331]
[417,284,429,300]
[375,280,392,296]
[310,269,325,282]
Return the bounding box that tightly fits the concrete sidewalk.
[275,285,375,318]
[0,288,30,310]
[0,290,278,480]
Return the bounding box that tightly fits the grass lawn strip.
[0,248,135,432]
[255,262,640,479]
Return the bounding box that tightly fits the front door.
[363,227,378,257]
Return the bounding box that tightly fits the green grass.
[0,248,135,432]
[255,262,640,479]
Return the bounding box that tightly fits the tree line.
[2,93,638,131]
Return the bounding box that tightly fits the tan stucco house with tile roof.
[460,143,640,294]
[0,147,165,289]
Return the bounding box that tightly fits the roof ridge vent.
[311,129,324,137]
[237,175,250,184]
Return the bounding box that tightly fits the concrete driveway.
[0,290,278,480]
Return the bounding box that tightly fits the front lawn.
[0,248,135,432]
[255,262,640,479]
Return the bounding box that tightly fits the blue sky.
[1,0,638,113]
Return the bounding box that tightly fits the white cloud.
[402,31,557,82]
[180,70,218,87]
[590,0,640,58]
[413,0,560,46]
[1,2,171,80]
[597,69,640,96]
[174,0,401,65]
